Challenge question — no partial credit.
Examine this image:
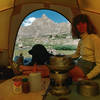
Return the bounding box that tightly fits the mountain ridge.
[18,14,71,38]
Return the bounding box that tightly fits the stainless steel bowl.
[77,80,100,96]
[48,56,74,71]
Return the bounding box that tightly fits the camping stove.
[46,55,74,97]
[49,70,70,95]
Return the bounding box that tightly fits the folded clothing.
[19,64,49,78]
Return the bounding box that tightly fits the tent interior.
[0,0,100,66]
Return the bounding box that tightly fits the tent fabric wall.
[0,0,100,66]
[0,9,13,49]
[78,0,100,13]
[0,0,14,11]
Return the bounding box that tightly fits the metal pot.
[48,55,74,71]
[77,80,100,96]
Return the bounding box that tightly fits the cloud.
[22,17,36,26]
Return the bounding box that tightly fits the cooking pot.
[48,55,74,71]
[77,80,99,96]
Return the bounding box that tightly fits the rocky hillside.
[18,14,71,38]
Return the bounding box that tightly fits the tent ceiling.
[14,0,78,8]
[0,0,100,15]
[78,0,100,14]
[0,0,14,11]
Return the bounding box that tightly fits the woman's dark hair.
[72,14,97,39]
[28,44,52,65]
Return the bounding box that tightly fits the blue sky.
[22,9,68,26]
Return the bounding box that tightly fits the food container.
[77,80,99,96]
[22,78,30,93]
[28,72,42,92]
[12,78,22,94]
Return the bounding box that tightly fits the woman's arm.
[87,35,100,79]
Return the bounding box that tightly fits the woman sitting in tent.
[68,14,100,81]
[20,44,53,77]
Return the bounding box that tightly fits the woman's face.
[76,22,87,34]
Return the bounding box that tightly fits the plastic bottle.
[29,73,41,92]
[22,78,30,93]
[17,53,24,65]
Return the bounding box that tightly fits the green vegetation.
[13,44,76,59]
[54,34,69,39]
[53,45,77,50]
